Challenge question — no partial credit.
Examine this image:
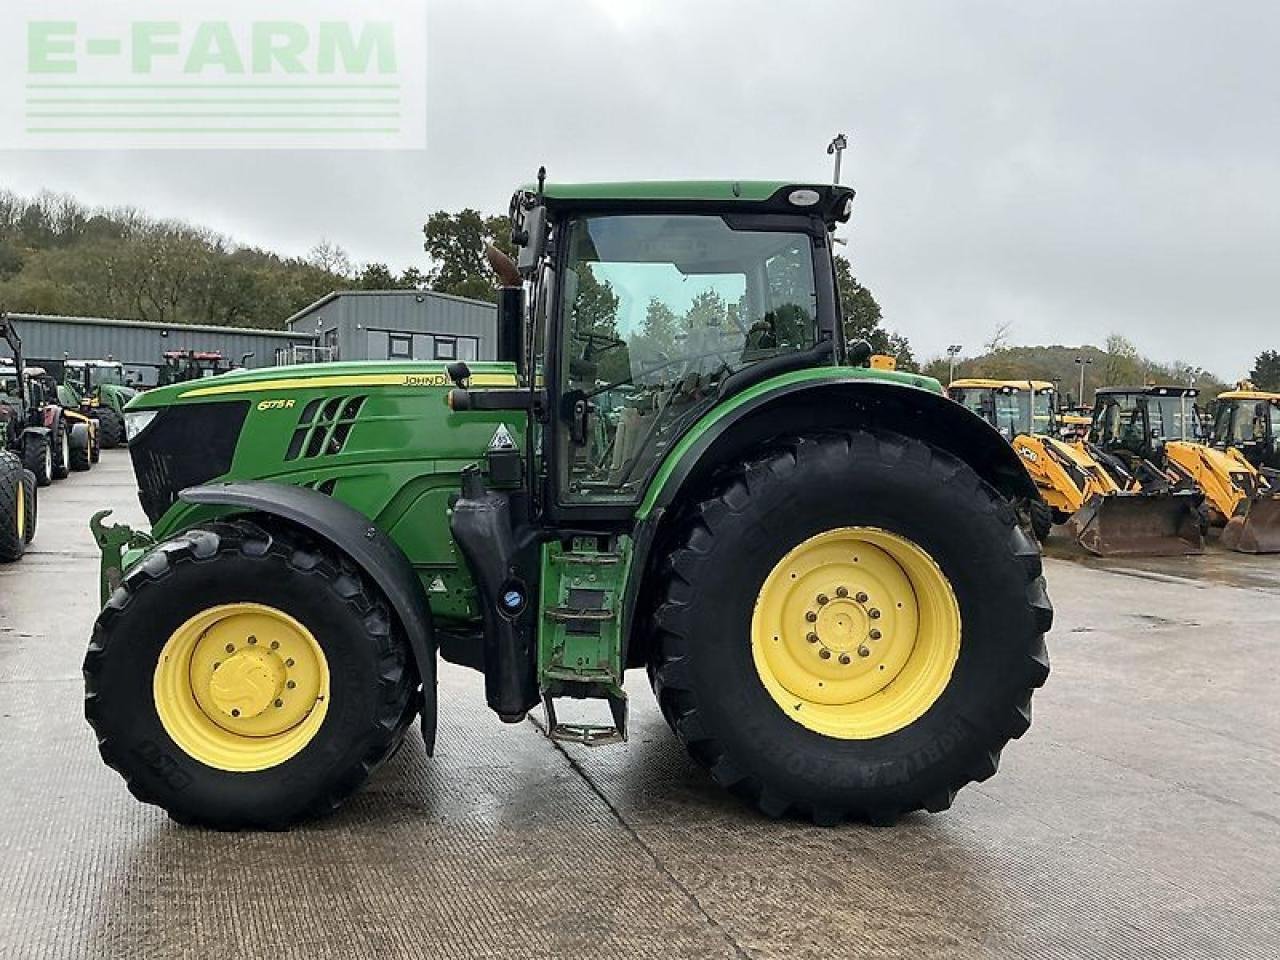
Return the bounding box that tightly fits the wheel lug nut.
[225,644,235,653]
[806,632,819,644]
[819,649,831,660]
[816,594,829,605]
[230,709,241,718]
[285,658,295,667]
[869,609,881,620]
[870,629,882,641]
[247,635,257,645]
[212,662,221,671]
[805,611,818,623]
[270,641,280,650]
[857,646,871,658]
[856,592,868,603]
[836,586,848,598]
[286,680,296,689]
[838,653,851,665]
[274,699,284,709]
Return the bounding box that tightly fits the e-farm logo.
[3,0,426,149]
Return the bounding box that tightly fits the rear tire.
[89,419,101,463]
[23,433,53,487]
[84,519,416,829]
[97,408,125,449]
[51,416,70,480]
[1027,498,1055,543]
[647,430,1051,825]
[0,452,27,562]
[69,422,92,472]
[21,469,37,544]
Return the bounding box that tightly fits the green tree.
[1101,334,1143,388]
[832,253,916,370]
[421,209,515,304]
[1250,350,1280,391]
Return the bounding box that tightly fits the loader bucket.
[1067,491,1204,557]
[1220,495,1280,554]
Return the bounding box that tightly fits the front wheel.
[84,520,416,829]
[23,432,53,487]
[0,453,29,561]
[96,407,125,449]
[648,431,1052,825]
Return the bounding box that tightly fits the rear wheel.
[648,431,1051,825]
[51,416,70,480]
[84,520,416,829]
[22,433,53,487]
[0,453,27,562]
[21,469,37,544]
[97,407,125,449]
[69,423,92,472]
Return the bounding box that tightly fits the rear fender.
[179,482,438,753]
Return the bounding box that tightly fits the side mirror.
[516,206,547,278]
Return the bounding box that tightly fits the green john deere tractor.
[85,178,1051,829]
[61,359,136,448]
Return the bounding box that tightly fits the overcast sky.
[1,0,1276,379]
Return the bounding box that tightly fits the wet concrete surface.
[1,452,1277,959]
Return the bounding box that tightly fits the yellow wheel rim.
[751,527,961,740]
[16,480,25,542]
[154,603,330,772]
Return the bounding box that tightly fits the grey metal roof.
[5,312,311,341]
[285,289,496,328]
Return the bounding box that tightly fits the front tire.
[52,416,71,480]
[84,520,416,829]
[69,422,92,472]
[648,431,1052,825]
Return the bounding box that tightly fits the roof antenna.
[536,165,546,203]
[827,133,848,185]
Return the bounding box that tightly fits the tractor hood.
[124,360,525,530]
[125,360,518,411]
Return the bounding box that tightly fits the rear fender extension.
[180,481,438,753]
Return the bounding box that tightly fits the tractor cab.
[1092,386,1202,463]
[1213,389,1280,472]
[158,350,235,386]
[947,379,1058,439]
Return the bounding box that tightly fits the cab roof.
[527,180,856,223]
[1095,385,1199,398]
[949,378,1056,391]
[1218,390,1280,402]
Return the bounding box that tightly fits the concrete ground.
[1,451,1277,960]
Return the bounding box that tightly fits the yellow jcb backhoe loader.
[949,379,1203,556]
[1092,385,1280,554]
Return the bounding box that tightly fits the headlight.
[125,410,158,441]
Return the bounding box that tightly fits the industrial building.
[285,290,498,364]
[4,312,318,386]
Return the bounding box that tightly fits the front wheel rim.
[154,603,331,771]
[15,479,25,542]
[751,526,962,740]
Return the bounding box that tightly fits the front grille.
[130,401,249,523]
[284,395,366,461]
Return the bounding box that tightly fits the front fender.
[179,482,438,753]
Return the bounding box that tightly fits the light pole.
[1075,356,1094,406]
[946,344,963,384]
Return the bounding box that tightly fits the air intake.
[284,396,366,461]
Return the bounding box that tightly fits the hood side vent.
[285,395,367,461]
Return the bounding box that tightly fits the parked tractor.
[85,178,1051,829]
[28,366,96,471]
[948,379,1202,556]
[1,313,78,486]
[1092,385,1280,553]
[61,359,135,448]
[157,350,241,387]
[1211,387,1280,474]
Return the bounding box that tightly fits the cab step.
[537,537,633,746]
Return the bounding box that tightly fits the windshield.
[89,365,124,388]
[1147,396,1200,440]
[558,213,818,502]
[0,371,17,398]
[951,386,1052,437]
[1228,400,1280,444]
